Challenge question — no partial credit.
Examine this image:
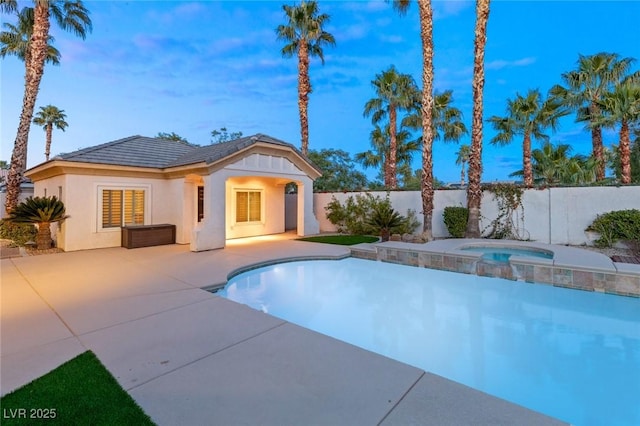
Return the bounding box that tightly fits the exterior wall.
[34,174,182,251]
[28,150,321,252]
[310,186,640,245]
[225,176,285,239]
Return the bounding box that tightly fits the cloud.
[434,1,473,19]
[339,1,390,13]
[379,34,404,44]
[486,57,537,70]
[146,2,209,25]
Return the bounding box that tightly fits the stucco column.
[297,178,319,236]
[190,174,226,251]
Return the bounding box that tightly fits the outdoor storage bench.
[121,224,176,249]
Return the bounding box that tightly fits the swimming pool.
[219,258,640,425]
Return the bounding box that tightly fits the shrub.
[443,206,468,238]
[0,220,37,247]
[585,209,640,252]
[325,193,418,237]
[5,196,68,249]
[365,202,405,242]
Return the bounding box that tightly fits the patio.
[1,237,563,425]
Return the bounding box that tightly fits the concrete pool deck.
[1,236,565,425]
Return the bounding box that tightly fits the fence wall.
[289,185,640,245]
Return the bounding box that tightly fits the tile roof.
[168,134,302,167]
[57,135,196,168]
[55,134,308,169]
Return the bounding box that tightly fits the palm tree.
[403,90,468,143]
[0,6,60,67]
[33,104,67,161]
[455,144,471,186]
[488,89,568,187]
[596,79,640,184]
[355,124,418,187]
[509,141,596,185]
[275,0,335,156]
[550,52,638,181]
[609,127,640,183]
[6,196,68,249]
[465,0,490,238]
[391,0,435,237]
[364,66,420,189]
[1,0,91,215]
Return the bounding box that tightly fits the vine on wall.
[482,183,527,240]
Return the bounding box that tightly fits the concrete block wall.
[290,185,640,246]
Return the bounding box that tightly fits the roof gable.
[168,134,306,167]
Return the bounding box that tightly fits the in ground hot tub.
[460,245,554,262]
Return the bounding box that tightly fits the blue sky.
[1,0,639,183]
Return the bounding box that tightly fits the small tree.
[6,196,68,249]
[211,127,243,144]
[365,202,404,242]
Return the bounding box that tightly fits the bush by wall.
[585,209,640,253]
[0,220,37,247]
[325,193,418,237]
[443,206,468,238]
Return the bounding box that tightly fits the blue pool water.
[461,246,553,262]
[219,258,640,426]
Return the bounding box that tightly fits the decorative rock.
[390,234,402,241]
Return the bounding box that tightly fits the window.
[102,189,145,228]
[235,190,261,223]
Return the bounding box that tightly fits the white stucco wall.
[310,186,640,245]
[225,176,285,239]
[29,151,322,252]
[34,174,182,251]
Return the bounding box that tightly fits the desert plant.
[325,193,418,237]
[443,206,469,238]
[6,196,68,249]
[0,220,37,246]
[586,209,640,252]
[365,202,405,242]
[325,193,379,235]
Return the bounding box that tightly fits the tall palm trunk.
[384,152,392,187]
[460,162,466,186]
[388,106,398,189]
[44,122,53,160]
[297,40,311,155]
[418,0,435,237]
[619,120,631,184]
[465,0,490,238]
[5,3,50,214]
[589,102,605,181]
[523,131,533,187]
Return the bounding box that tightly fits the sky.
[1,0,639,184]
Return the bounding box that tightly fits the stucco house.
[25,134,321,252]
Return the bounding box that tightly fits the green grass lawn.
[1,351,155,425]
[298,235,379,245]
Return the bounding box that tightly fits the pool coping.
[352,238,640,297]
